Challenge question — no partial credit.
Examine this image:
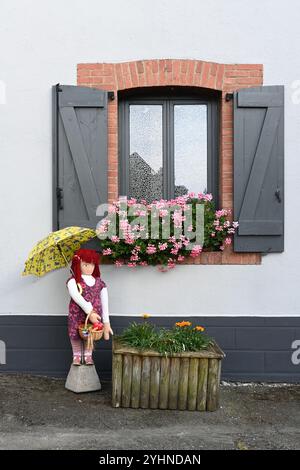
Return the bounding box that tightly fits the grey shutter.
[52,84,108,230]
[233,85,284,253]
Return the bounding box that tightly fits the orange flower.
[142,313,151,319]
[195,325,205,332]
[175,321,192,327]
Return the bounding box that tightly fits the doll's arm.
[67,278,93,315]
[100,287,110,323]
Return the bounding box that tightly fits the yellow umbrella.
[21,226,97,277]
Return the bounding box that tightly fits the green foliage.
[118,320,213,356]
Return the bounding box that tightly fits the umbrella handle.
[57,244,79,291]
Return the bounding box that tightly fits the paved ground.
[0,374,299,450]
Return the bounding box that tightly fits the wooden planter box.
[112,336,225,411]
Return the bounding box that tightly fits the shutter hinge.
[225,93,234,102]
[108,91,115,101]
[56,187,63,210]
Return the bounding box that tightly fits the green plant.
[118,320,213,356]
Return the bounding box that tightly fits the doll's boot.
[84,355,94,365]
[72,355,82,366]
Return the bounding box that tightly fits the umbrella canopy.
[21,226,97,277]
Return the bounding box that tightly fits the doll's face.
[80,260,95,276]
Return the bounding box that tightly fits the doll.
[66,248,113,366]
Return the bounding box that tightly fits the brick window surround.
[77,59,263,265]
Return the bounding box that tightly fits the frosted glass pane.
[174,105,207,196]
[129,105,163,203]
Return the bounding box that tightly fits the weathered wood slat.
[159,356,170,409]
[178,357,189,410]
[121,354,132,408]
[112,353,122,408]
[140,356,151,408]
[113,337,224,359]
[197,358,208,411]
[131,355,142,408]
[168,357,180,409]
[149,357,160,409]
[206,359,220,411]
[187,358,199,411]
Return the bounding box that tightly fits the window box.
[112,335,225,411]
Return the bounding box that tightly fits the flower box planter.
[112,336,225,411]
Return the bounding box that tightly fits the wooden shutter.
[52,84,108,230]
[233,85,284,252]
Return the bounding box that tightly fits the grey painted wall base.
[0,315,299,382]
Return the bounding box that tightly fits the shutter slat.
[238,220,283,236]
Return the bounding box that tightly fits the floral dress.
[67,276,107,340]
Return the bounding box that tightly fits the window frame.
[118,87,220,208]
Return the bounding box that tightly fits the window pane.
[174,105,207,197]
[129,105,163,203]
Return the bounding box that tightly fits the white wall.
[1,0,300,318]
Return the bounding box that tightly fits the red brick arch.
[77,59,263,265]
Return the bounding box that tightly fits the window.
[118,86,220,207]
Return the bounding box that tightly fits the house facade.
[0,0,299,381]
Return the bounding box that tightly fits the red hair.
[69,248,101,284]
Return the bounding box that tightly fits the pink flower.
[215,210,225,218]
[167,258,176,269]
[177,255,185,261]
[172,211,186,228]
[127,262,137,267]
[127,198,137,206]
[190,245,202,258]
[120,219,131,231]
[225,237,232,245]
[159,209,168,218]
[96,224,107,234]
[111,235,120,243]
[139,261,148,266]
[115,260,124,267]
[146,244,157,254]
[211,232,216,237]
[158,265,168,272]
[158,242,168,251]
[102,248,112,255]
[220,245,225,251]
[108,205,117,214]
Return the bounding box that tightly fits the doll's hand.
[103,322,114,340]
[89,310,101,324]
